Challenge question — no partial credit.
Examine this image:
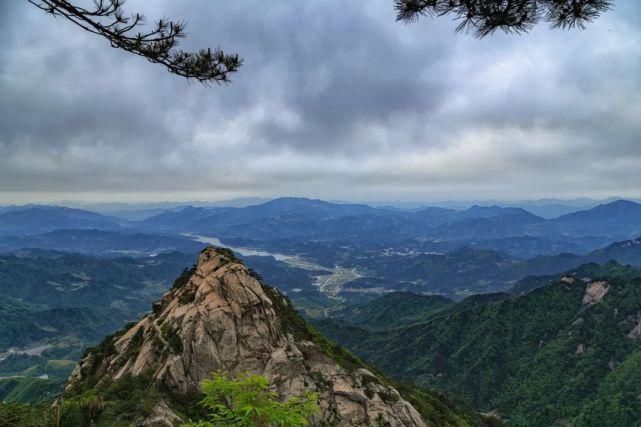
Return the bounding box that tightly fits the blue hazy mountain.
[549,200,641,238]
[139,197,544,240]
[6,197,641,251]
[438,207,546,240]
[0,206,123,236]
[131,197,641,258]
[0,229,202,257]
[510,203,589,219]
[139,197,380,237]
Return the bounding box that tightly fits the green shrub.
[182,372,318,427]
[172,267,196,290]
[161,322,183,354]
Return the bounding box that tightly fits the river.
[187,234,293,262]
[185,234,363,298]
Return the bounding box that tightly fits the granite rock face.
[582,281,609,306]
[67,247,425,426]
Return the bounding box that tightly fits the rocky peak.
[66,247,425,426]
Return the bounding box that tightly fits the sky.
[1,1,641,204]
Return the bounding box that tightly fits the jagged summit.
[65,247,426,426]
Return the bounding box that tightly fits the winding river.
[186,234,362,298]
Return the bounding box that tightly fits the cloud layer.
[1,0,641,203]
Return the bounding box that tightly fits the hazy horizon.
[1,194,636,212]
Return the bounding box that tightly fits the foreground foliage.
[395,0,612,37]
[29,0,242,84]
[183,372,318,427]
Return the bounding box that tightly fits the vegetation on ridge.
[316,263,641,426]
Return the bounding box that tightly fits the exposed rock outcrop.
[66,247,425,426]
[582,281,609,306]
[560,276,576,285]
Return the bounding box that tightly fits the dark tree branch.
[394,0,613,37]
[28,0,242,84]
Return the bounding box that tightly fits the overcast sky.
[1,1,641,204]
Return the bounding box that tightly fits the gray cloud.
[1,0,641,203]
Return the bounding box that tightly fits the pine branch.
[394,0,613,37]
[28,0,242,84]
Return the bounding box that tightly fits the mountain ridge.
[134,198,641,256]
[0,206,123,236]
[314,263,641,426]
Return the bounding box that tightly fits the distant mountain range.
[0,206,123,236]
[61,197,271,214]
[4,197,641,299]
[4,198,641,252]
[133,197,641,255]
[3,197,641,299]
[0,229,202,257]
[372,197,622,217]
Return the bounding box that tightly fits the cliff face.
[66,247,425,426]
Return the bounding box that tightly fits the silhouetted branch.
[394,0,613,37]
[28,0,242,84]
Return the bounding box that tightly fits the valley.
[0,344,52,363]
[188,233,366,299]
